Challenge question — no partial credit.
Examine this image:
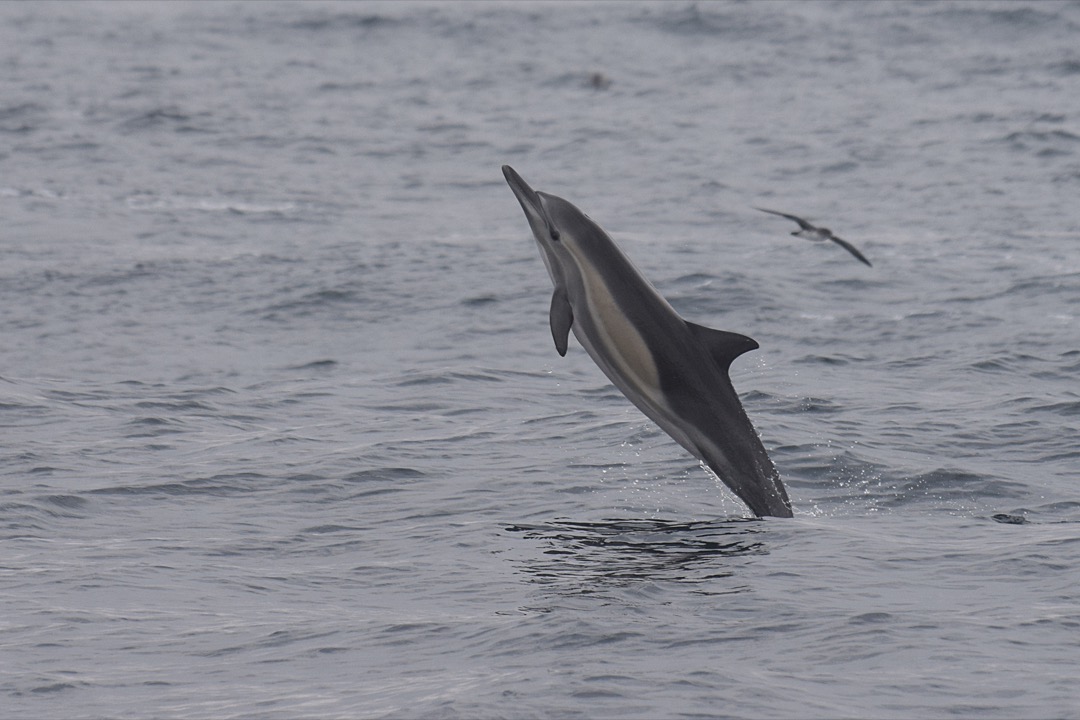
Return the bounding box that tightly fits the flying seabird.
[755,207,872,267]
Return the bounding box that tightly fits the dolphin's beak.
[502,165,547,224]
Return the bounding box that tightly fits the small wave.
[257,287,361,319]
[996,129,1080,156]
[125,416,185,438]
[1024,398,1080,417]
[285,359,338,371]
[791,354,859,367]
[1049,58,1080,77]
[394,370,506,387]
[300,523,361,535]
[343,467,426,483]
[336,467,426,503]
[640,4,771,39]
[316,80,377,92]
[882,468,1028,509]
[89,472,270,497]
[0,101,46,133]
[134,399,216,412]
[118,106,215,134]
[461,294,498,307]
[931,5,1067,36]
[30,681,83,694]
[0,495,89,536]
[39,494,88,510]
[289,12,400,32]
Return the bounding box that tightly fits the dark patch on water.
[462,294,498,306]
[39,494,87,510]
[30,682,78,694]
[286,359,338,371]
[88,473,270,497]
[119,106,213,133]
[343,467,426,483]
[0,102,46,133]
[508,518,765,591]
[134,400,215,412]
[289,12,398,32]
[849,612,893,624]
[888,468,1027,506]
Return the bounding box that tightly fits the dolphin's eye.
[550,228,561,241]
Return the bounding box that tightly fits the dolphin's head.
[502,166,607,282]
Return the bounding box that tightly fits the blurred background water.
[1,1,1078,717]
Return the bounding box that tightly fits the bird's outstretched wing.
[827,235,873,267]
[754,207,815,231]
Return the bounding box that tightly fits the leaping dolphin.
[502,166,793,518]
[755,207,873,267]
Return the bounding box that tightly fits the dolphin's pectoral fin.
[550,287,573,357]
[685,322,759,373]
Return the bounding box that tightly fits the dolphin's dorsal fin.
[685,322,758,373]
[550,286,573,356]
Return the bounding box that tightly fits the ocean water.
[2,1,1079,717]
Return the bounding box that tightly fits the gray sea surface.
[2,1,1079,718]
